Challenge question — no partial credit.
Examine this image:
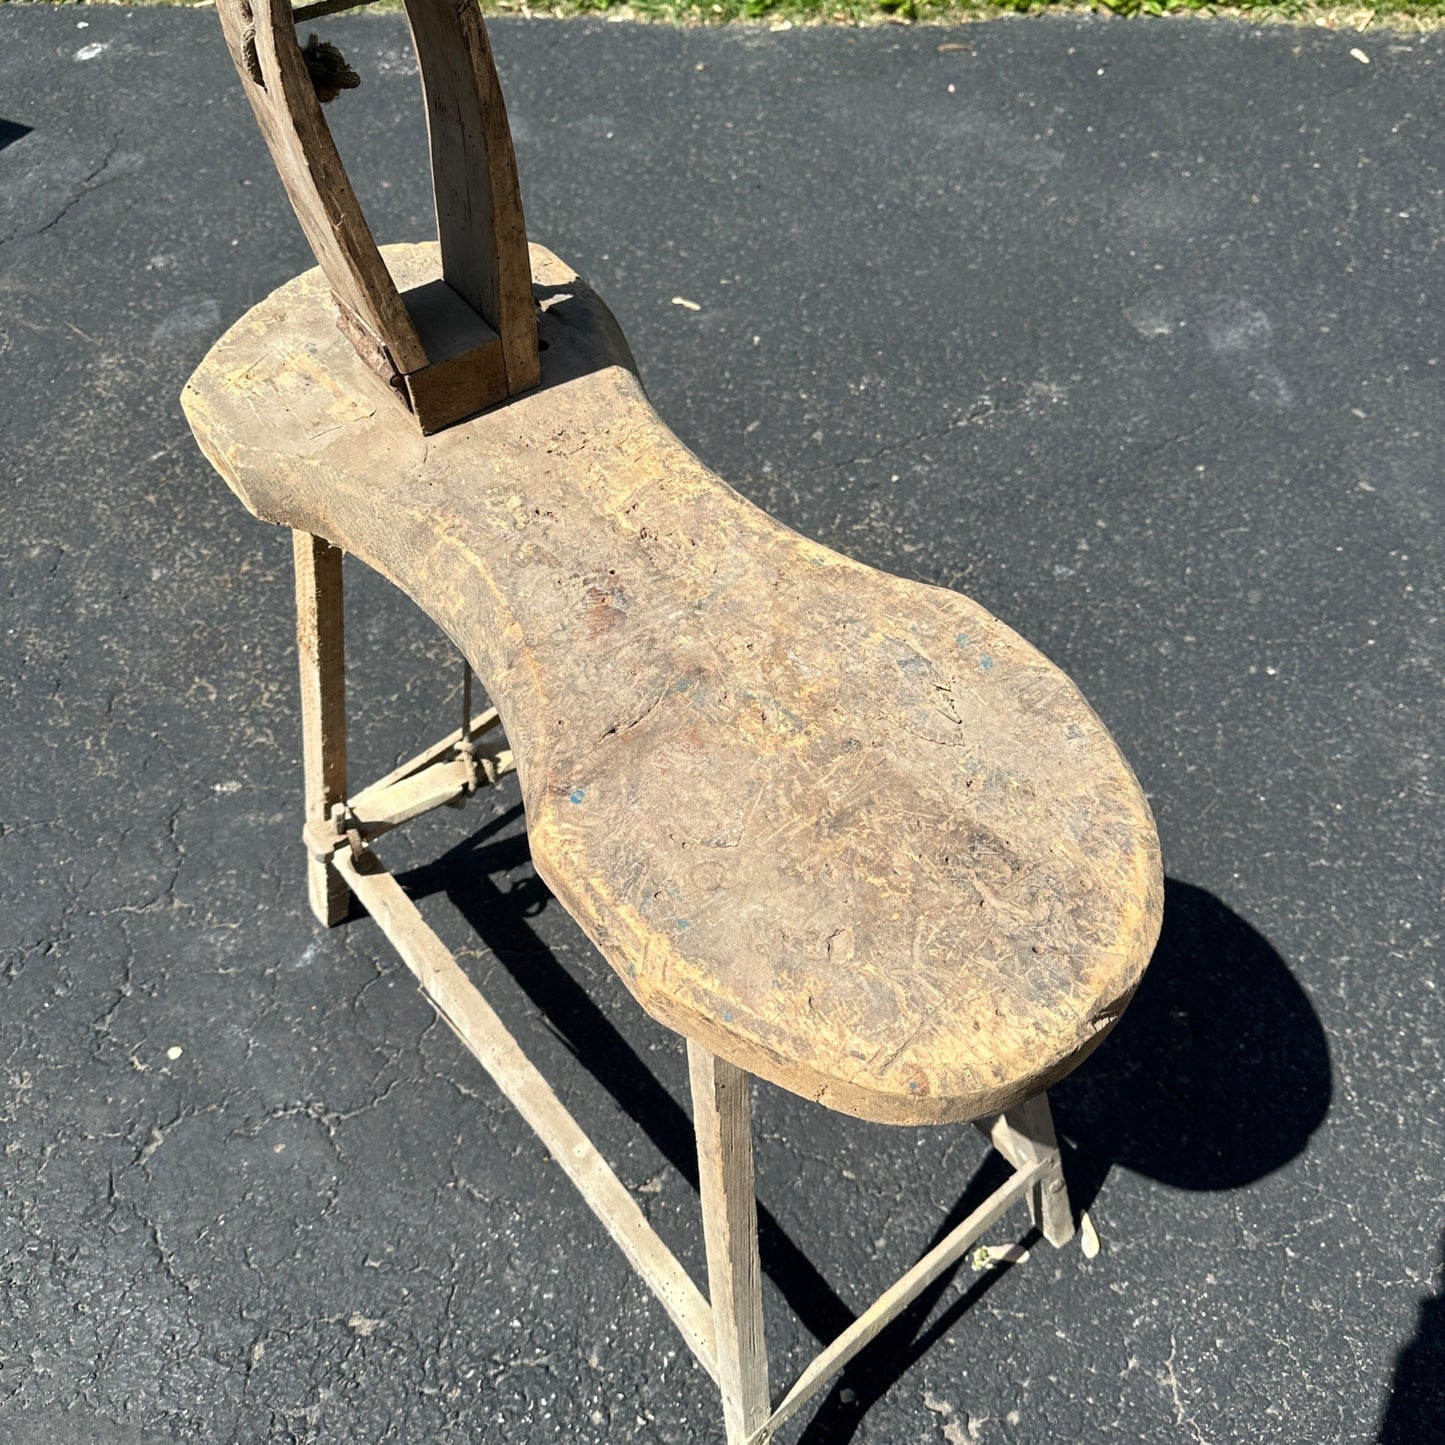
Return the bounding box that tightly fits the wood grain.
[991,1092,1074,1246]
[216,0,538,431]
[183,241,1164,1127]
[292,531,348,925]
[218,0,427,371]
[689,1044,770,1442]
[402,0,539,396]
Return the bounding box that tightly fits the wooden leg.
[688,1042,770,1444]
[993,1091,1074,1248]
[292,531,348,927]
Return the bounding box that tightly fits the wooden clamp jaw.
[300,703,517,866]
[216,0,540,433]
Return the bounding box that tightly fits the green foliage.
[6,0,1444,27]
[1088,0,1314,15]
[506,0,1443,27]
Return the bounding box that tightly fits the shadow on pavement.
[399,819,1332,1443]
[0,118,32,154]
[401,805,860,1352]
[1376,1234,1445,1443]
[793,1156,1033,1445]
[1052,879,1332,1208]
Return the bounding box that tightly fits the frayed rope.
[302,34,361,104]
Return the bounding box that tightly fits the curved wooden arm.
[183,243,1164,1126]
[215,0,539,430]
[404,0,537,394]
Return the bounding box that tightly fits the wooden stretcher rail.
[350,705,504,805]
[750,1157,1049,1443]
[330,843,722,1385]
[320,776,1053,1441]
[348,756,476,837]
[300,710,514,864]
[346,743,515,840]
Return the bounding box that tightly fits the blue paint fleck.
[676,919,692,932]
[569,788,586,804]
[722,1009,733,1024]
[908,1081,918,1092]
[979,656,994,671]
[955,632,970,648]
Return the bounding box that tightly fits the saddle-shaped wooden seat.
[183,4,1163,1438]
[186,239,1161,1128]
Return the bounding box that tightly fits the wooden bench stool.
[182,4,1164,1438]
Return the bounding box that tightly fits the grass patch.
[5,0,1443,28]
[494,0,1445,24]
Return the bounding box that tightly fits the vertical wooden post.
[995,1091,1074,1247]
[292,530,348,926]
[688,1042,770,1444]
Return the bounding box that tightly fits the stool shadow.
[1050,878,1332,1208]
[1376,1232,1445,1443]
[786,1152,1042,1445]
[401,822,1331,1443]
[400,805,859,1351]
[742,880,1331,1443]
[0,119,31,155]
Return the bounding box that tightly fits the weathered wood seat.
[182,3,1163,1438]
[186,239,1161,1128]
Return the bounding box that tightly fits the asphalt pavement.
[1,7,1441,1443]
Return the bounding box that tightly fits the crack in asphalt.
[0,135,124,250]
